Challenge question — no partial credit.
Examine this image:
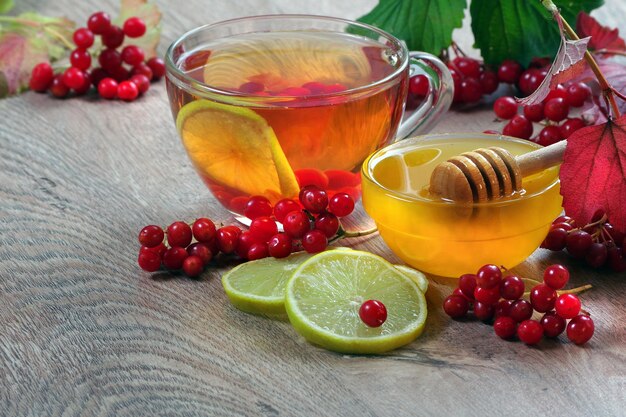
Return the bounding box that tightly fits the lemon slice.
[285,250,427,354]
[394,265,429,294]
[176,99,300,200]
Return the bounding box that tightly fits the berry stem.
[328,225,378,244]
[542,0,621,118]
[557,284,592,296]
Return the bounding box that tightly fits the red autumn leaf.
[570,60,626,123]
[560,115,626,234]
[517,13,590,106]
[576,12,626,53]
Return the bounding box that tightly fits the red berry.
[540,311,566,337]
[517,320,544,345]
[494,299,513,318]
[555,294,581,319]
[498,60,523,84]
[29,62,54,92]
[182,255,204,277]
[328,192,355,217]
[443,295,469,318]
[249,216,278,243]
[460,77,482,103]
[586,243,609,268]
[518,68,544,96]
[530,283,557,313]
[509,299,533,322]
[123,17,146,38]
[559,118,586,138]
[235,231,256,259]
[162,246,188,270]
[267,233,293,258]
[449,67,463,102]
[544,84,568,102]
[61,67,85,90]
[476,264,502,289]
[479,70,499,95]
[473,286,500,305]
[49,74,69,98]
[192,218,216,243]
[121,45,145,66]
[314,212,340,238]
[247,243,269,261]
[566,230,593,258]
[138,250,161,272]
[90,67,108,87]
[146,57,166,79]
[453,57,481,79]
[244,196,273,220]
[565,82,591,107]
[186,242,213,265]
[283,210,310,238]
[167,221,192,248]
[301,229,328,253]
[503,114,533,139]
[130,74,150,94]
[239,81,265,93]
[109,65,131,82]
[359,300,387,327]
[566,314,594,345]
[494,316,517,339]
[543,264,569,289]
[458,274,477,299]
[117,80,139,101]
[138,225,164,247]
[523,103,545,122]
[493,96,518,119]
[98,48,122,72]
[73,27,94,48]
[300,187,328,213]
[141,242,166,258]
[295,169,330,190]
[537,125,563,147]
[97,78,118,99]
[273,199,301,223]
[452,287,471,301]
[131,63,154,81]
[70,48,92,71]
[499,275,524,300]
[543,97,570,122]
[101,25,125,49]
[409,74,429,97]
[87,11,111,35]
[216,226,241,254]
[473,301,495,321]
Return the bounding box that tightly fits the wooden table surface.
[2,1,625,416]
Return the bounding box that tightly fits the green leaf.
[0,0,14,14]
[358,0,466,56]
[470,0,603,66]
[116,0,162,58]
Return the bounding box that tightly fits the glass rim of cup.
[165,14,410,104]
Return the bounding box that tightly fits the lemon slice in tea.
[285,250,427,354]
[176,99,300,200]
[222,252,313,316]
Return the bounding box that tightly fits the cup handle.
[395,51,454,140]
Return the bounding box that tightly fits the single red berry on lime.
[123,16,146,38]
[249,216,278,243]
[566,315,594,345]
[138,225,164,247]
[273,199,301,223]
[147,57,166,79]
[499,275,524,300]
[73,27,94,48]
[87,11,111,34]
[555,294,581,319]
[121,45,145,66]
[102,25,125,48]
[192,218,216,243]
[29,62,54,92]
[98,78,118,99]
[476,264,502,289]
[301,229,327,253]
[328,192,355,217]
[458,273,477,299]
[543,264,570,289]
[267,233,293,258]
[167,221,192,248]
[494,316,517,339]
[162,246,188,270]
[244,195,273,220]
[186,242,213,265]
[283,210,310,238]
[540,311,566,337]
[359,300,387,327]
[118,80,139,101]
[509,300,533,322]
[138,250,161,272]
[474,301,495,321]
[517,320,544,345]
[314,212,339,238]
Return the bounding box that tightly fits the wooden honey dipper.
[429,140,566,202]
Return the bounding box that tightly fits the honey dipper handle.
[516,140,567,176]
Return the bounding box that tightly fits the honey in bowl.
[361,134,563,277]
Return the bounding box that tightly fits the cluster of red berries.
[491,81,591,144]
[542,213,626,272]
[137,186,356,277]
[28,11,165,101]
[443,264,594,346]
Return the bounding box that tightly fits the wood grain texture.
[1,1,625,416]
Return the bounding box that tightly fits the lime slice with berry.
[221,252,312,316]
[394,265,429,294]
[176,99,300,200]
[285,250,427,354]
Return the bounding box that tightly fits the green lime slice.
[285,250,428,354]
